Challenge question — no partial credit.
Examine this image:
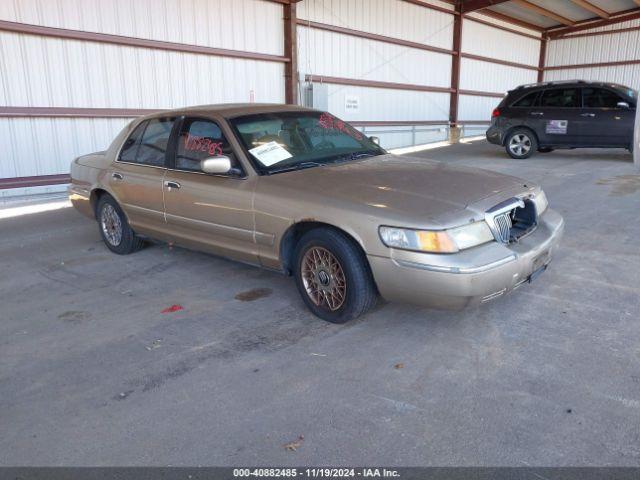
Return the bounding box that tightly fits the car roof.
[138,103,316,121]
[510,80,633,94]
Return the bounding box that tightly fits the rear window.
[135,118,176,167]
[118,122,146,162]
[540,88,580,108]
[512,91,539,107]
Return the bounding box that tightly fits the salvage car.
[487,80,637,159]
[69,104,564,323]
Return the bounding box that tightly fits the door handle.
[165,181,181,190]
[580,113,596,117]
[530,112,544,116]
[112,172,124,180]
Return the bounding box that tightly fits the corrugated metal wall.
[0,0,285,196]
[545,19,640,90]
[458,13,540,124]
[297,0,454,148]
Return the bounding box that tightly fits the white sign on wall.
[345,95,360,112]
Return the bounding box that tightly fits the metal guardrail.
[357,123,491,148]
[359,125,449,147]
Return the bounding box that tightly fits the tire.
[293,228,377,323]
[96,194,145,255]
[505,128,538,159]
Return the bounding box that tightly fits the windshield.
[230,111,386,174]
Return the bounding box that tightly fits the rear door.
[109,117,175,237]
[530,87,582,146]
[162,116,259,265]
[580,87,635,147]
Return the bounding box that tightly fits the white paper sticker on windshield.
[248,141,293,166]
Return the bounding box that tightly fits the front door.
[530,87,583,146]
[580,87,636,147]
[163,117,259,265]
[109,117,175,237]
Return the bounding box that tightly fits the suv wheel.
[506,129,537,159]
[96,194,145,255]
[293,228,377,323]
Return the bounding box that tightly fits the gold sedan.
[69,104,564,323]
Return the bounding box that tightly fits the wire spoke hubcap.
[100,204,123,246]
[509,134,531,156]
[301,247,347,312]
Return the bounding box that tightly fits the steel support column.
[283,2,298,105]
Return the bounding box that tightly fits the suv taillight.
[492,108,501,118]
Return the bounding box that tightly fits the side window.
[135,117,175,167]
[583,88,624,108]
[118,121,147,162]
[512,91,539,107]
[175,118,235,172]
[540,88,580,108]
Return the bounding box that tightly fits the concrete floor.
[2,141,640,466]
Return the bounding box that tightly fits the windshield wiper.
[266,161,326,175]
[328,150,382,164]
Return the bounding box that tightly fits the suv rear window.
[540,88,580,108]
[512,91,539,107]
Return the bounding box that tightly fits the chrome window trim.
[393,254,517,274]
[112,160,249,180]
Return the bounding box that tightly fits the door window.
[118,121,147,162]
[175,118,236,172]
[583,88,625,108]
[134,117,175,167]
[540,88,580,108]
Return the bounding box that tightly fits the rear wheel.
[96,194,145,255]
[293,228,377,323]
[506,129,537,159]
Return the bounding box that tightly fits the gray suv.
[487,80,637,159]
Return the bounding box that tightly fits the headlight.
[532,190,548,215]
[379,221,494,253]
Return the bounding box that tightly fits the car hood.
[262,154,531,226]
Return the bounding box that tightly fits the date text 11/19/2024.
[233,468,401,478]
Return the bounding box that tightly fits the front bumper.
[368,208,564,310]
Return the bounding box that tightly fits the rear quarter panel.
[69,121,136,219]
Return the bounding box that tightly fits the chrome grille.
[484,197,525,245]
[494,211,513,244]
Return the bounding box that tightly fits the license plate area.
[529,264,547,283]
[529,250,551,283]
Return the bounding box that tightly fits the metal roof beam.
[461,0,510,13]
[512,0,575,26]
[569,0,610,19]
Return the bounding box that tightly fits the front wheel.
[505,129,538,159]
[96,194,145,255]
[293,228,377,323]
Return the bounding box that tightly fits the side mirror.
[369,136,380,145]
[200,156,232,174]
[617,101,630,109]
